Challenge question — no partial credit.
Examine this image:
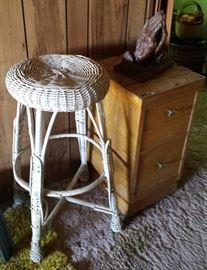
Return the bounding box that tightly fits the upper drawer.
[143,92,195,131]
[141,92,195,151]
[141,114,191,151]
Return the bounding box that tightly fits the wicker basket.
[175,1,204,40]
[168,42,206,73]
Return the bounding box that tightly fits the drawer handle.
[166,109,176,118]
[156,162,167,170]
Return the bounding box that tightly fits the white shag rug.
[54,168,207,270]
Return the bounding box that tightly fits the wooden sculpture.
[114,11,173,81]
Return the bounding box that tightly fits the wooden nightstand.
[91,56,205,217]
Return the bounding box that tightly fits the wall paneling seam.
[21,0,28,58]
[124,0,130,52]
[86,0,89,56]
[65,0,69,54]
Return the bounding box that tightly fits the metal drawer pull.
[166,109,176,118]
[156,162,167,170]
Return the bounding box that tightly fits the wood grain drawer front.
[143,92,195,130]
[141,92,195,151]
[136,139,184,194]
[141,114,190,151]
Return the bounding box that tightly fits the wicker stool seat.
[5,54,121,263]
[6,54,109,112]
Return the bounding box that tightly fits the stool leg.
[96,103,122,232]
[12,102,26,207]
[30,110,44,263]
[104,141,122,232]
[75,110,89,182]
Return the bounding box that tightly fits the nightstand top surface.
[99,56,205,99]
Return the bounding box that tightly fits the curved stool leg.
[75,110,89,182]
[96,103,122,232]
[30,110,44,263]
[12,102,26,207]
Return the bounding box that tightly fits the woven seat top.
[5,54,109,112]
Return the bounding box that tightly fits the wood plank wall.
[0,0,171,202]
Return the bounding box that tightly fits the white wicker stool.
[5,54,121,263]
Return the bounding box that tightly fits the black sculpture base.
[114,52,173,82]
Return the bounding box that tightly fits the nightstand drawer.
[141,114,190,151]
[141,93,195,151]
[143,92,195,130]
[137,139,184,193]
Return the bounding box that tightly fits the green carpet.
[0,206,75,270]
[184,87,207,178]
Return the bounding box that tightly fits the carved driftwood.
[114,11,172,81]
[123,11,167,63]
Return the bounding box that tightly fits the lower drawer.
[136,139,184,194]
